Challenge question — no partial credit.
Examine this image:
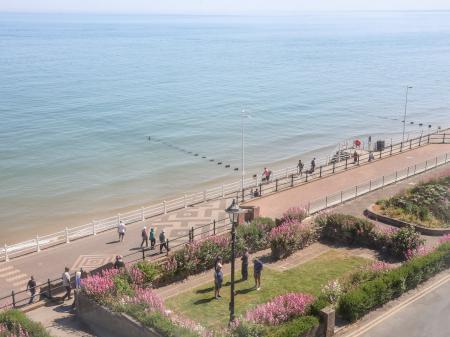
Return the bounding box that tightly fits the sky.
[1,0,450,14]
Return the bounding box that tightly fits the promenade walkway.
[0,143,449,305]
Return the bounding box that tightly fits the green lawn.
[166,250,368,331]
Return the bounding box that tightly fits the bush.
[269,220,315,260]
[0,309,52,337]
[317,213,374,246]
[229,321,266,337]
[265,316,319,337]
[237,217,276,252]
[389,226,424,258]
[338,242,450,321]
[282,207,308,223]
[135,261,160,284]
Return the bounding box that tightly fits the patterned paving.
[0,265,29,291]
[71,254,116,272]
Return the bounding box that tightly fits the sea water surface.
[1,12,450,243]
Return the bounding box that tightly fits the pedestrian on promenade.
[297,160,304,175]
[262,167,271,182]
[61,267,72,301]
[75,270,82,290]
[310,158,316,173]
[140,226,148,248]
[241,248,249,281]
[253,258,263,291]
[149,228,156,249]
[253,189,260,197]
[214,257,223,299]
[369,151,375,162]
[353,151,358,164]
[26,276,36,304]
[159,230,169,254]
[118,221,126,242]
[114,255,125,269]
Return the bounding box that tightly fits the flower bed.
[269,220,316,259]
[0,309,52,337]
[375,176,450,228]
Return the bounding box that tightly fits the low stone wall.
[76,292,163,337]
[366,204,450,236]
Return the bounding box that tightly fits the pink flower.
[369,261,396,272]
[405,245,436,260]
[81,268,120,298]
[0,322,31,337]
[126,287,165,313]
[439,234,450,245]
[245,293,315,325]
[129,267,145,285]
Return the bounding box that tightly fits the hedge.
[0,309,52,337]
[265,315,319,337]
[338,242,450,321]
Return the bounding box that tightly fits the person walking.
[61,267,72,301]
[75,270,82,290]
[297,160,304,175]
[114,255,125,269]
[159,230,169,254]
[253,258,263,291]
[26,276,36,304]
[262,167,270,182]
[214,257,223,299]
[353,151,358,164]
[149,227,156,249]
[310,158,316,173]
[241,248,249,281]
[140,226,148,248]
[118,221,126,242]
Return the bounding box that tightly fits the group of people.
[117,221,169,254]
[213,248,263,300]
[297,157,316,175]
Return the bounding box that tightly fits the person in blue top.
[149,228,156,249]
[253,258,263,291]
[214,257,223,299]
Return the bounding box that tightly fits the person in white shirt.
[62,267,72,300]
[118,221,126,242]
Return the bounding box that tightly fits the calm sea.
[1,12,449,242]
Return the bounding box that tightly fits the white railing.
[1,128,449,262]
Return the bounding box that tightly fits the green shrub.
[317,213,374,245]
[310,296,329,316]
[237,217,275,252]
[229,320,266,337]
[389,226,424,258]
[113,274,134,297]
[265,316,319,337]
[135,261,160,283]
[0,309,52,337]
[338,242,450,322]
[269,220,315,260]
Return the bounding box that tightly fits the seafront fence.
[1,149,450,310]
[0,129,449,263]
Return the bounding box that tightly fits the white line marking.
[0,270,20,278]
[0,266,13,273]
[6,274,28,282]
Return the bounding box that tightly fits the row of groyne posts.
[1,147,450,310]
[1,129,450,264]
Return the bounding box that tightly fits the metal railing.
[1,150,449,311]
[0,129,448,262]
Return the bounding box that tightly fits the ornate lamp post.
[225,199,243,323]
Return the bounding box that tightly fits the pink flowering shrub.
[129,266,145,286]
[369,261,396,272]
[269,220,314,259]
[405,245,436,260]
[125,287,165,313]
[439,234,450,244]
[282,207,308,223]
[245,293,315,325]
[81,268,119,300]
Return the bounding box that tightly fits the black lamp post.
[225,199,240,323]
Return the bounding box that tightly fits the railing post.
[142,248,145,261]
[320,166,322,177]
[184,194,188,208]
[419,135,422,146]
[345,158,348,169]
[357,155,360,166]
[92,221,96,236]
[166,239,170,256]
[409,139,412,149]
[435,157,438,167]
[141,207,145,221]
[379,150,382,159]
[291,174,294,187]
[369,180,372,191]
[222,185,225,198]
[259,183,262,196]
[340,191,343,203]
[4,243,8,262]
[325,196,328,208]
[382,176,385,187]
[242,189,245,202]
[400,141,403,152]
[191,227,194,242]
[307,202,310,216]
[443,133,446,144]
[414,164,417,174]
[425,160,428,171]
[355,186,358,197]
[407,167,410,177]
[275,179,278,192]
[213,220,216,235]
[427,134,430,144]
[11,291,16,308]
[47,279,52,299]
[390,143,393,155]
[446,154,448,163]
[395,171,398,182]
[36,235,40,253]
[65,227,70,243]
[305,173,308,182]
[163,201,167,214]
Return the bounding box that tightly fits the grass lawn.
[166,249,369,331]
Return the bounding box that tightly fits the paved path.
[1,143,449,304]
[244,144,450,219]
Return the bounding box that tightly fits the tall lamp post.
[402,86,413,144]
[225,199,243,323]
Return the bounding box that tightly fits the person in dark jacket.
[241,248,249,281]
[253,258,263,291]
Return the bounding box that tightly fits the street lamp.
[402,86,413,143]
[225,199,242,323]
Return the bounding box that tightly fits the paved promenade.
[244,144,450,218]
[0,143,449,304]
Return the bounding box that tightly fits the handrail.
[0,128,448,263]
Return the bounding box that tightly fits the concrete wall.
[76,292,162,337]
